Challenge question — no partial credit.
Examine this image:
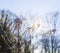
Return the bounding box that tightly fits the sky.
[0,0,60,16]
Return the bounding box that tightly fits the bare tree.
[14,17,23,53]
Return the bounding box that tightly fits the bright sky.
[0,0,60,16]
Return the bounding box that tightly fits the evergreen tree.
[0,10,15,53]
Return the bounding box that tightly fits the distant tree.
[45,11,60,53]
[14,17,23,53]
[41,35,50,53]
[24,39,31,53]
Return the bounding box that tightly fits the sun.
[29,22,40,32]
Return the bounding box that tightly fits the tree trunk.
[51,39,53,53]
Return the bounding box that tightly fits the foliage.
[0,10,16,53]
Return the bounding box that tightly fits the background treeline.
[40,12,60,53]
[0,10,60,53]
